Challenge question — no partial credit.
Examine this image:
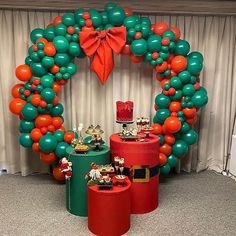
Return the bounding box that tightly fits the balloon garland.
[9,2,208,180]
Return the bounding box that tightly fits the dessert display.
[114,156,125,175]
[74,144,89,154]
[116,101,134,123]
[119,127,138,141]
[97,164,115,175]
[136,117,153,138]
[97,175,113,190]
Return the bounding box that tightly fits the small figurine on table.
[85,163,102,186]
[59,157,73,180]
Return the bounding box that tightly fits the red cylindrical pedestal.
[110,134,159,214]
[88,180,131,236]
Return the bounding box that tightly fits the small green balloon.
[39,134,57,153]
[55,141,69,158]
[30,52,40,62]
[74,8,85,24]
[107,6,125,26]
[19,133,33,148]
[37,42,44,50]
[174,40,190,56]
[180,122,190,133]
[183,84,195,97]
[62,13,75,26]
[131,39,147,56]
[140,17,151,27]
[155,109,171,124]
[158,134,164,145]
[188,51,203,63]
[105,2,117,12]
[171,90,183,100]
[187,58,203,75]
[160,164,171,174]
[162,30,175,41]
[182,129,198,145]
[191,90,208,108]
[67,63,77,75]
[101,11,109,25]
[124,16,139,29]
[25,56,32,65]
[21,103,38,121]
[89,9,102,28]
[30,63,47,77]
[68,42,81,56]
[147,34,162,52]
[42,56,55,68]
[155,94,171,108]
[54,53,70,67]
[53,36,69,53]
[54,23,67,36]
[141,25,150,38]
[159,51,170,60]
[44,26,55,41]
[40,75,54,88]
[50,103,64,116]
[167,154,178,168]
[172,140,189,157]
[41,88,55,103]
[54,130,65,142]
[30,28,44,44]
[19,120,35,133]
[178,70,191,84]
[170,77,182,89]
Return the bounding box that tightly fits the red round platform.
[88,180,131,236]
[110,133,159,214]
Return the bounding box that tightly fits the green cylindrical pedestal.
[66,145,110,217]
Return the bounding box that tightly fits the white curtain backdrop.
[0,10,235,175]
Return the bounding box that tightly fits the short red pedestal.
[88,180,131,236]
[110,134,159,214]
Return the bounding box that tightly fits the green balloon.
[140,17,151,27]
[54,53,70,67]
[167,154,178,168]
[30,28,44,44]
[30,52,40,62]
[188,51,203,63]
[191,90,208,108]
[30,63,47,77]
[187,58,203,75]
[158,134,164,145]
[124,16,139,29]
[62,13,75,26]
[163,30,175,41]
[40,75,54,88]
[170,77,182,89]
[174,40,190,56]
[190,76,197,84]
[141,25,150,38]
[19,120,35,133]
[28,45,34,55]
[74,8,85,24]
[107,6,125,26]
[160,164,171,174]
[19,133,33,148]
[178,70,191,84]
[68,42,81,56]
[37,50,45,59]
[50,103,64,116]
[67,63,77,75]
[128,28,136,37]
[199,86,207,94]
[101,11,109,25]
[131,39,147,56]
[147,34,162,52]
[171,90,183,100]
[54,23,67,36]
[54,130,65,142]
[180,122,190,133]
[41,88,55,103]
[25,56,32,65]
[155,109,171,124]
[182,129,198,145]
[42,56,54,68]
[53,36,69,53]
[105,2,117,12]
[155,94,171,108]
[55,142,69,158]
[183,84,195,97]
[89,9,102,28]
[172,140,189,157]
[39,134,57,153]
[44,26,55,41]
[63,73,70,80]
[21,103,38,121]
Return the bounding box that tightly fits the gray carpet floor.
[0,171,235,236]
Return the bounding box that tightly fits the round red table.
[110,133,159,214]
[88,179,131,236]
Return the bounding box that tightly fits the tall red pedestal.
[88,180,131,236]
[110,134,159,214]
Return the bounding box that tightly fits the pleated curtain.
[0,10,235,175]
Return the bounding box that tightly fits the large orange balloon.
[11,84,24,98]
[169,101,181,112]
[30,128,43,142]
[160,143,172,156]
[183,107,197,118]
[153,22,169,36]
[164,117,182,133]
[159,153,167,166]
[15,64,32,82]
[9,98,26,115]
[44,42,56,56]
[53,166,65,182]
[40,152,56,164]
[31,94,41,106]
[164,134,176,145]
[152,123,163,135]
[170,56,187,73]
[35,114,52,128]
[64,132,75,143]
[52,117,63,128]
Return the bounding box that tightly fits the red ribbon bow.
[79,26,126,84]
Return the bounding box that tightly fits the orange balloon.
[52,82,61,93]
[164,134,176,145]
[40,152,56,164]
[30,128,43,142]
[31,94,41,106]
[169,101,181,112]
[164,117,182,133]
[159,153,167,166]
[64,132,75,143]
[53,16,62,25]
[52,117,63,128]
[153,22,169,36]
[183,107,197,118]
[155,61,168,73]
[9,98,26,115]
[123,7,133,16]
[44,42,56,56]
[52,96,59,106]
[50,65,60,74]
[57,79,68,85]
[121,44,131,55]
[32,142,40,152]
[160,143,172,156]
[160,78,170,89]
[35,115,52,128]
[15,64,32,82]
[170,27,181,41]
[11,84,24,98]
[186,114,197,125]
[36,38,48,45]
[57,125,66,132]
[152,123,163,135]
[130,54,143,63]
[171,56,187,73]
[53,166,65,182]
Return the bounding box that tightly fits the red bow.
[79,27,126,84]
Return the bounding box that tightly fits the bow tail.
[91,41,114,84]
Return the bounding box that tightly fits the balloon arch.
[9,2,208,180]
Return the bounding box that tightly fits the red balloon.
[35,115,52,128]
[36,38,48,45]
[50,65,60,74]
[48,125,55,132]
[121,44,131,55]
[164,134,176,145]
[40,152,57,164]
[170,27,181,41]
[153,22,169,36]
[53,166,65,182]
[159,153,167,166]
[186,114,197,125]
[123,7,133,17]
[52,82,61,93]
[15,64,32,82]
[152,123,163,135]
[53,16,62,25]
[155,61,168,73]
[52,117,63,128]
[64,132,75,143]
[31,94,41,106]
[160,79,170,89]
[164,117,182,133]
[30,128,43,142]
[160,143,172,156]
[52,96,59,106]
[44,42,56,56]
[171,56,187,73]
[32,142,40,152]
[11,84,24,98]
[169,101,181,112]
[183,107,197,118]
[130,54,143,63]
[9,98,26,115]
